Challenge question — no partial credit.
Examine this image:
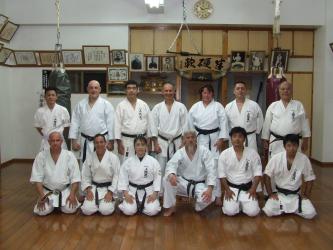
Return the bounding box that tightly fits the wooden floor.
[1,163,333,250]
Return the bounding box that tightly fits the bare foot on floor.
[163,207,176,217]
[215,197,222,206]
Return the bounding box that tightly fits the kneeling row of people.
[30,128,317,219]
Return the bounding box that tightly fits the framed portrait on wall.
[161,56,175,72]
[14,51,37,65]
[248,51,265,71]
[0,47,12,64]
[230,51,246,71]
[111,49,126,65]
[270,49,289,72]
[146,56,159,71]
[0,21,19,42]
[83,45,110,65]
[62,50,83,65]
[129,53,144,72]
[107,66,128,82]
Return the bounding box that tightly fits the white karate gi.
[69,97,115,162]
[225,99,264,151]
[218,147,262,217]
[263,151,317,219]
[262,100,311,158]
[30,149,81,216]
[81,151,120,216]
[163,146,216,212]
[150,100,188,179]
[115,98,151,161]
[34,103,70,151]
[118,154,161,216]
[188,100,228,197]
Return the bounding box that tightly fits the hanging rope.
[55,0,61,46]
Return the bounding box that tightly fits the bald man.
[69,80,115,164]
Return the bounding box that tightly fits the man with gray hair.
[163,130,216,216]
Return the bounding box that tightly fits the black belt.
[92,181,112,206]
[121,132,146,138]
[270,131,302,144]
[129,181,154,213]
[227,180,252,201]
[158,133,182,161]
[43,184,70,207]
[245,130,256,146]
[276,186,302,213]
[182,176,205,198]
[194,126,220,150]
[81,131,108,163]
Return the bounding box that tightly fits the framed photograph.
[111,49,126,65]
[0,47,12,64]
[39,51,59,66]
[248,51,265,71]
[329,43,333,53]
[271,49,289,72]
[146,56,159,71]
[161,56,175,72]
[0,14,8,32]
[83,45,110,65]
[62,50,83,65]
[231,51,246,71]
[107,66,128,82]
[107,83,126,95]
[0,21,19,42]
[14,51,37,65]
[129,53,144,71]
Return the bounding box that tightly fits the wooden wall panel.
[130,29,154,54]
[154,30,178,54]
[292,73,312,123]
[202,30,223,55]
[294,31,314,56]
[181,30,202,54]
[227,30,248,54]
[273,31,293,51]
[249,31,269,53]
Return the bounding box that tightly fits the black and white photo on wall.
[231,51,246,71]
[107,66,128,82]
[161,56,175,72]
[146,56,159,71]
[248,51,265,71]
[270,49,289,72]
[111,49,126,65]
[129,53,144,71]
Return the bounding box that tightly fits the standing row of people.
[31,77,315,219]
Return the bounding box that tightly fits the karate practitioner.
[69,80,115,164]
[34,87,70,151]
[151,83,188,181]
[188,84,228,205]
[81,134,120,216]
[218,127,262,217]
[225,81,263,151]
[30,132,81,216]
[263,134,317,219]
[115,80,151,161]
[118,136,161,216]
[262,80,311,159]
[163,130,216,216]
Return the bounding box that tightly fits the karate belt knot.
[129,181,154,213]
[42,184,70,207]
[81,131,108,163]
[245,130,256,147]
[92,181,112,206]
[182,176,205,199]
[121,132,146,138]
[194,126,220,150]
[269,131,302,144]
[158,133,182,161]
[227,180,252,201]
[276,186,302,213]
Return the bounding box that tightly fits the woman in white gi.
[118,136,161,216]
[81,134,120,215]
[218,127,262,217]
[30,132,81,216]
[263,134,317,219]
[163,130,216,216]
[188,84,229,205]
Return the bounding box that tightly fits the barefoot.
[215,196,222,206]
[163,207,176,217]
